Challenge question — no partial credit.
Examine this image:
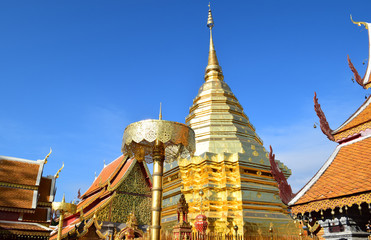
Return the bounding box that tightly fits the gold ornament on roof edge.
[350,15,368,29]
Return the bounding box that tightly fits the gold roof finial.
[350,15,368,29]
[159,102,162,120]
[44,147,52,164]
[205,2,223,81]
[55,162,64,179]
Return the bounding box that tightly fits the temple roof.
[0,220,52,237]
[0,156,44,187]
[332,95,371,142]
[0,155,56,213]
[0,187,36,209]
[50,156,152,240]
[81,155,127,198]
[289,134,371,210]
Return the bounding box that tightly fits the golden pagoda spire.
[205,3,223,81]
[159,102,162,120]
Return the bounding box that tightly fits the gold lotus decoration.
[122,119,195,163]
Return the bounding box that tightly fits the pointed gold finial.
[62,193,66,203]
[55,162,64,179]
[159,102,162,120]
[205,3,223,81]
[44,147,52,164]
[350,14,368,29]
[207,3,214,30]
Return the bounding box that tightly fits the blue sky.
[0,1,370,202]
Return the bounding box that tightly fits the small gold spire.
[159,102,162,120]
[205,3,223,81]
[62,193,65,203]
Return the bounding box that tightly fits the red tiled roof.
[51,156,152,240]
[77,189,104,210]
[0,158,42,187]
[293,135,371,205]
[0,186,35,209]
[81,155,126,198]
[333,96,371,141]
[110,158,134,188]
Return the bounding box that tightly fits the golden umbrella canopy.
[122,119,195,163]
[121,118,195,240]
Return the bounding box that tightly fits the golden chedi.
[161,5,295,237]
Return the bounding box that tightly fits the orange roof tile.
[110,158,134,189]
[333,96,371,141]
[0,157,42,187]
[0,186,35,209]
[0,220,51,232]
[77,189,104,210]
[81,155,126,198]
[292,135,371,205]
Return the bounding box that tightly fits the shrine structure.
[161,6,295,237]
[289,17,371,239]
[50,155,152,240]
[0,152,59,239]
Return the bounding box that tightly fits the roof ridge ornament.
[55,162,64,179]
[348,15,370,89]
[350,14,368,29]
[44,147,52,164]
[268,146,296,205]
[347,55,365,88]
[314,92,335,141]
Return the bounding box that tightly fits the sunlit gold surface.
[122,119,195,163]
[122,119,195,240]
[161,5,295,237]
[52,195,77,240]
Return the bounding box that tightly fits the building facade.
[50,155,152,240]
[0,154,57,239]
[289,18,371,240]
